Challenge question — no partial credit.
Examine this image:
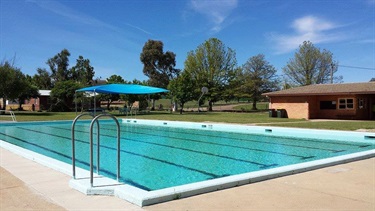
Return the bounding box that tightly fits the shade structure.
[76,84,169,94]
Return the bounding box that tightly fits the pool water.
[0,120,374,191]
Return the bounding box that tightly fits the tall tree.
[50,80,82,111]
[71,55,95,85]
[33,68,53,89]
[240,54,279,110]
[283,41,340,86]
[168,70,197,114]
[184,38,237,111]
[140,39,180,88]
[0,59,25,110]
[47,49,71,82]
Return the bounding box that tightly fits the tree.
[16,83,39,110]
[283,41,340,86]
[168,71,197,114]
[240,54,279,110]
[184,38,237,111]
[0,59,25,110]
[47,49,71,82]
[50,80,82,111]
[71,55,95,86]
[140,40,180,88]
[223,67,244,102]
[32,68,53,89]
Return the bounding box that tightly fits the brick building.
[262,82,375,120]
[24,90,51,111]
[1,90,51,111]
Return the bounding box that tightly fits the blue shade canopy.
[76,84,169,94]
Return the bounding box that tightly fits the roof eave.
[264,91,375,97]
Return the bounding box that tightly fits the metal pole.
[94,90,96,116]
[71,113,94,179]
[116,119,121,181]
[71,122,76,179]
[89,119,95,187]
[97,121,100,174]
[89,113,121,186]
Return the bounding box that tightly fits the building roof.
[39,90,51,96]
[263,82,375,97]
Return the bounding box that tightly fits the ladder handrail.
[89,113,121,187]
[71,113,99,179]
[0,110,17,122]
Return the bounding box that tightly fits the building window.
[320,101,336,110]
[338,98,354,109]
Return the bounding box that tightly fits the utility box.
[269,109,277,117]
[277,109,287,118]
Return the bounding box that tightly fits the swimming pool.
[1,119,374,206]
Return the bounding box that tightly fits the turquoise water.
[0,121,374,191]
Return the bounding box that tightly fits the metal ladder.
[0,110,17,122]
[71,113,121,187]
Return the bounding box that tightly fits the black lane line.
[132,126,344,153]
[92,125,315,160]
[53,126,277,168]
[133,124,369,149]
[15,127,221,179]
[137,126,362,153]
[0,132,153,191]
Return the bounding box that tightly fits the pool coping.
[1,119,375,207]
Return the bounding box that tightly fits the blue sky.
[1,0,374,83]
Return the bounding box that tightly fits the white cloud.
[270,16,345,54]
[190,0,238,33]
[292,16,335,33]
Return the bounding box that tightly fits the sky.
[1,0,374,83]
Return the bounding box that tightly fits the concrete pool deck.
[1,147,374,210]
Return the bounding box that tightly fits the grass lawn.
[264,121,375,131]
[6,110,374,131]
[232,102,269,111]
[9,111,92,122]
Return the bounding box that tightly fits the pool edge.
[1,119,375,207]
[2,139,374,207]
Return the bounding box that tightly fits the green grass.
[155,99,250,109]
[232,103,269,111]
[264,121,375,131]
[4,110,374,131]
[10,111,92,122]
[130,111,303,124]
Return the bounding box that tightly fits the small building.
[262,82,375,120]
[23,90,51,111]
